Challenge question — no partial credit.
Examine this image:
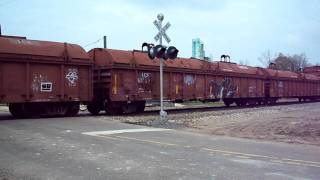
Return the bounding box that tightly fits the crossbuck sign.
[153,15,171,44]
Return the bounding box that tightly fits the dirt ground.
[116,101,320,146]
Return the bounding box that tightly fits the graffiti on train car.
[184,74,195,86]
[32,74,51,92]
[66,68,78,87]
[209,77,238,99]
[137,72,153,92]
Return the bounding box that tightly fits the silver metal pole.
[103,36,107,49]
[159,18,167,120]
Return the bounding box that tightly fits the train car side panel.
[248,79,257,98]
[171,72,183,100]
[239,77,247,98]
[163,72,171,100]
[195,74,205,100]
[183,73,196,100]
[1,62,26,102]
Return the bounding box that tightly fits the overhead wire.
[83,38,103,48]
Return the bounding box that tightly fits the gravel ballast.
[108,101,320,146]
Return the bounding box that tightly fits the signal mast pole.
[158,14,167,120]
[151,13,174,122]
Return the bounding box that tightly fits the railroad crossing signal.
[142,43,178,60]
[145,13,180,121]
[142,14,178,61]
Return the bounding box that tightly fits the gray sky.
[0,0,319,66]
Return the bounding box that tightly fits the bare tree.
[292,53,310,69]
[273,53,311,71]
[274,53,293,71]
[258,50,275,67]
[258,50,312,71]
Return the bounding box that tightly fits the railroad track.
[137,100,318,116]
[79,100,319,117]
[0,100,317,121]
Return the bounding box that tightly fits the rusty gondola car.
[304,66,320,77]
[0,35,93,117]
[87,48,320,115]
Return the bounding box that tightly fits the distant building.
[192,38,205,59]
[192,38,212,61]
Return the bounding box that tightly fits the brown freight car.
[0,35,93,117]
[88,48,320,115]
[304,66,320,77]
[262,68,320,102]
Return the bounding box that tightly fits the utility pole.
[103,36,107,49]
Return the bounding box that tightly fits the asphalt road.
[0,113,319,180]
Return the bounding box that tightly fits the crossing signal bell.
[142,42,179,60]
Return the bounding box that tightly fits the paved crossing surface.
[0,115,319,180]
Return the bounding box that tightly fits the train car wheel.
[42,103,66,117]
[239,100,247,106]
[87,103,101,115]
[235,100,241,107]
[106,107,123,115]
[122,103,138,114]
[9,103,26,118]
[105,102,123,115]
[65,103,80,117]
[247,99,257,106]
[136,101,146,113]
[257,100,262,105]
[223,100,231,107]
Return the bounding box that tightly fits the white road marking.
[82,128,171,136]
[82,128,320,168]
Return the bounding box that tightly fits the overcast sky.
[0,0,319,66]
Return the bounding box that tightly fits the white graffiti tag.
[138,72,152,84]
[66,68,78,86]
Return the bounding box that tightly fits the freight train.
[0,34,319,117]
